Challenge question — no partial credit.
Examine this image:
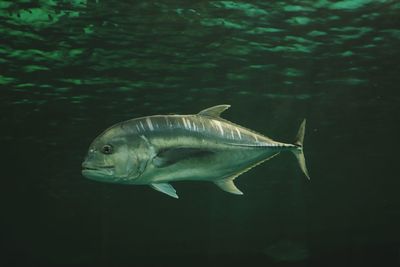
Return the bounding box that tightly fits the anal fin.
[214,152,281,195]
[214,179,243,195]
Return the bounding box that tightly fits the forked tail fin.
[291,119,310,180]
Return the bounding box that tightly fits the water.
[1,1,399,266]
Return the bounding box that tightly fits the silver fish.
[82,105,310,198]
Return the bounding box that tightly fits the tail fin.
[291,119,310,180]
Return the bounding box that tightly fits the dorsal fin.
[198,104,230,118]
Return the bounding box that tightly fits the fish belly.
[144,147,277,184]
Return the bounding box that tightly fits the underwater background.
[1,0,399,266]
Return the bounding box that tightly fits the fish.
[82,105,310,199]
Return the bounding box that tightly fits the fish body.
[82,105,310,198]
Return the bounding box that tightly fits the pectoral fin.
[153,148,214,167]
[150,183,179,199]
[214,179,243,195]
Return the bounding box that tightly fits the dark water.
[1,1,400,266]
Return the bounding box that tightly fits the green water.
[1,1,399,266]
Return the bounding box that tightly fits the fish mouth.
[82,165,114,171]
[82,164,114,179]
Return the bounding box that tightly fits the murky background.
[1,0,399,266]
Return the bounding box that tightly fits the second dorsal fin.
[198,104,230,118]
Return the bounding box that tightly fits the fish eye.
[101,144,113,155]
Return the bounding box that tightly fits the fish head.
[82,126,150,183]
